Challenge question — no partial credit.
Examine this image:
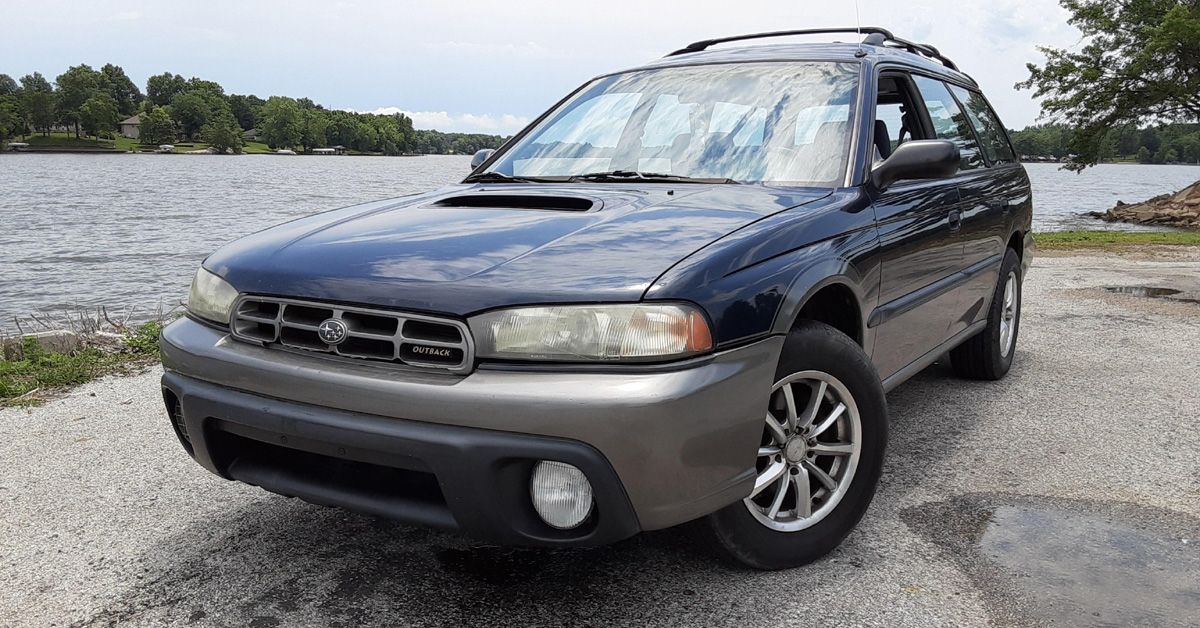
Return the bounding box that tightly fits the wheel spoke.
[803,460,837,492]
[764,414,787,445]
[810,442,854,456]
[757,445,781,457]
[750,460,787,498]
[810,402,846,438]
[792,467,811,517]
[767,474,789,518]
[796,380,827,431]
[781,384,799,431]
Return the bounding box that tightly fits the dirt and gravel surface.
[3,251,1198,627]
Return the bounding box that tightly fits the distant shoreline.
[2,148,432,156]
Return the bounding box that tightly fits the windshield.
[482,61,860,185]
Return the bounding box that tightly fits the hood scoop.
[430,194,598,212]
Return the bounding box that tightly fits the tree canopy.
[1,61,510,153]
[139,106,177,145]
[19,73,54,136]
[100,64,142,116]
[1019,0,1200,169]
[1010,121,1200,163]
[79,93,119,138]
[55,64,103,138]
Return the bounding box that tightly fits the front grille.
[230,296,474,373]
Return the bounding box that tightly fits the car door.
[945,83,1029,331]
[868,72,974,379]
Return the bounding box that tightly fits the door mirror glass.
[470,149,494,171]
[870,140,960,190]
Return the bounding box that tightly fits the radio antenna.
[853,0,866,56]
[854,0,863,40]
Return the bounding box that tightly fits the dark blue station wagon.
[161,28,1033,569]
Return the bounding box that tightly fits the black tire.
[697,320,888,570]
[950,248,1022,380]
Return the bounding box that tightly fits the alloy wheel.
[744,370,862,532]
[999,271,1019,358]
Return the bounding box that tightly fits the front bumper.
[160,318,781,544]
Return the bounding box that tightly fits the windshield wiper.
[570,170,740,184]
[463,171,551,184]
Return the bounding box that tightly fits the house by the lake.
[118,114,141,139]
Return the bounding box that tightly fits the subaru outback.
[161,27,1033,569]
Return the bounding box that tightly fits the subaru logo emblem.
[317,318,349,345]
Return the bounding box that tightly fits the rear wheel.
[699,321,887,570]
[950,248,1022,380]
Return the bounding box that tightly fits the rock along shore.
[1095,180,1200,229]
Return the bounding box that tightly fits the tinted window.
[948,84,1016,165]
[874,102,905,162]
[912,75,983,171]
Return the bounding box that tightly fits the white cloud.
[365,108,530,135]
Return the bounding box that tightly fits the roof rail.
[666,27,960,72]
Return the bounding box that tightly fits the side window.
[912,75,984,171]
[875,102,904,155]
[948,85,1016,165]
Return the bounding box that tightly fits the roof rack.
[666,27,960,71]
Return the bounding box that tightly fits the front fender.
[649,225,880,349]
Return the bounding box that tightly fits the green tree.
[0,96,23,144]
[99,64,142,116]
[353,121,377,152]
[228,94,264,131]
[139,106,177,145]
[258,96,302,149]
[79,92,119,138]
[55,64,103,138]
[1136,146,1152,163]
[145,72,187,107]
[19,73,54,136]
[169,91,212,139]
[299,108,330,151]
[0,74,17,97]
[201,112,244,154]
[1019,0,1200,170]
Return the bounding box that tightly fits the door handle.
[948,209,962,230]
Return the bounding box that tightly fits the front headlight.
[187,268,238,325]
[470,303,713,362]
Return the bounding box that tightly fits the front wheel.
[699,321,887,570]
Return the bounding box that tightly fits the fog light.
[530,461,594,529]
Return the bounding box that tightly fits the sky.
[3,0,1081,135]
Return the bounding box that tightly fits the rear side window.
[912,75,984,171]
[948,85,1016,165]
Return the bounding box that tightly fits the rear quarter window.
[948,84,1017,165]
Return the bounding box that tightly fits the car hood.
[205,183,831,316]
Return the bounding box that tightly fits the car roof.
[618,41,977,88]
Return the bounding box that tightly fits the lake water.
[1,155,1197,329]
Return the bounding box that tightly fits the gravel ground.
[2,251,1198,627]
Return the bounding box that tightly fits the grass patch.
[22,133,122,150]
[1035,230,1200,249]
[19,132,274,154]
[1,320,163,406]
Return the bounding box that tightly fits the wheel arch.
[771,258,871,348]
[1007,229,1025,260]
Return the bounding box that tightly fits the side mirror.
[470,149,495,171]
[870,140,960,191]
